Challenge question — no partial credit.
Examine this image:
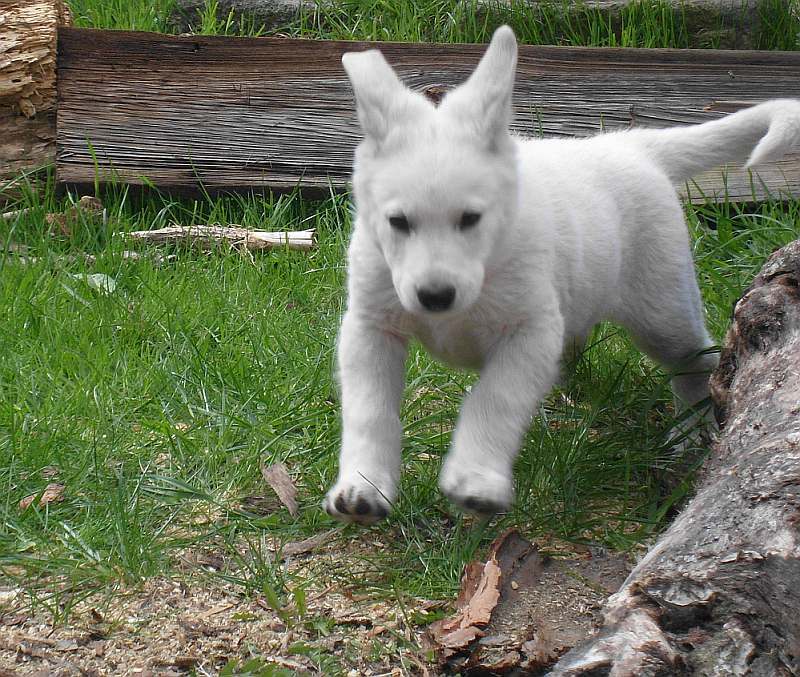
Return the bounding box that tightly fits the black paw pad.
[463,496,505,515]
[354,497,371,515]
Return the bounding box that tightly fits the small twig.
[126,224,316,252]
[0,206,32,220]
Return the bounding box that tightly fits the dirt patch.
[0,535,435,676]
[1,527,634,676]
[426,530,633,675]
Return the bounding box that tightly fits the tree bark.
[549,239,800,676]
[0,0,70,180]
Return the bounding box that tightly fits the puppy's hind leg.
[615,239,719,442]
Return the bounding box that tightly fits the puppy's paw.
[439,463,513,516]
[323,473,394,525]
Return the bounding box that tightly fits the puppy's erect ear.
[342,49,429,146]
[439,25,518,150]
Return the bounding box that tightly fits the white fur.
[323,26,800,523]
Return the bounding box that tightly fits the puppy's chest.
[390,310,511,370]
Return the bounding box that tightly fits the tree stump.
[548,239,800,675]
[0,0,70,181]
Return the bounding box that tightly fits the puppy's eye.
[389,215,411,233]
[459,212,481,230]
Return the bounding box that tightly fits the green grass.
[2,0,800,621]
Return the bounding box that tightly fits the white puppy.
[323,25,800,523]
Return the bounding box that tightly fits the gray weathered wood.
[169,0,761,49]
[482,0,763,49]
[170,0,315,34]
[549,239,800,675]
[57,28,800,203]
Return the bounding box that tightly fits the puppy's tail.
[628,99,800,183]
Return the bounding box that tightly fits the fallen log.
[57,28,800,203]
[0,0,70,180]
[169,0,762,50]
[547,239,800,675]
[126,225,316,251]
[482,0,765,50]
[170,0,314,33]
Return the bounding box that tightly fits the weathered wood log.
[169,0,763,50]
[126,225,316,251]
[548,239,800,675]
[480,0,763,50]
[0,0,70,179]
[57,28,800,203]
[170,0,315,34]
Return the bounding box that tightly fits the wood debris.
[45,195,105,236]
[126,225,316,252]
[548,239,800,675]
[0,196,104,238]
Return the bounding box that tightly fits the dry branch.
[0,0,70,179]
[548,239,800,675]
[126,225,316,252]
[57,29,800,203]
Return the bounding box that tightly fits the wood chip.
[45,195,105,236]
[88,640,106,657]
[260,462,298,517]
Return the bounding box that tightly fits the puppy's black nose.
[417,285,456,312]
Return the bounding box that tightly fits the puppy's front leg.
[440,318,564,514]
[324,311,407,523]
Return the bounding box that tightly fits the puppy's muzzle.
[417,284,456,312]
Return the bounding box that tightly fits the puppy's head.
[343,26,520,316]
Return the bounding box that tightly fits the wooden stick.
[126,225,316,252]
[0,207,32,220]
